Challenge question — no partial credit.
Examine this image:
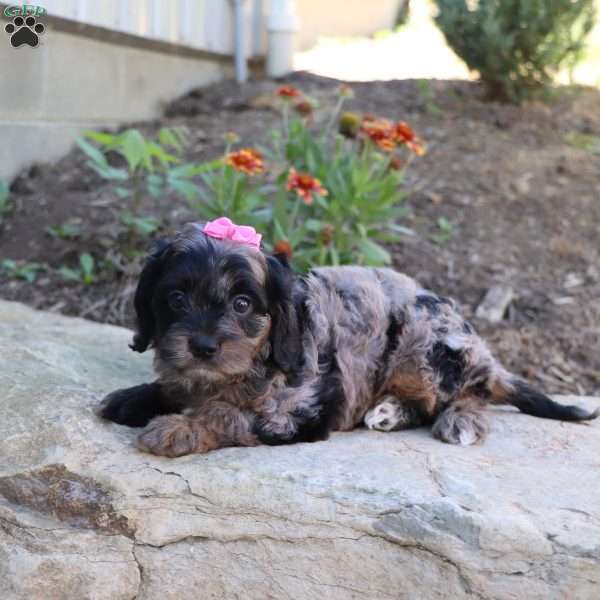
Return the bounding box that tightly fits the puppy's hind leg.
[432,399,488,446]
[364,395,425,432]
[96,382,183,428]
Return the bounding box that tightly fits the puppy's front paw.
[95,388,147,427]
[137,415,217,457]
[96,383,173,428]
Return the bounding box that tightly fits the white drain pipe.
[251,0,265,58]
[232,0,248,83]
[266,0,299,78]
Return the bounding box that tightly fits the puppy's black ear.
[266,254,302,373]
[130,239,171,353]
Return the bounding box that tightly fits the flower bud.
[339,111,361,138]
[273,239,293,259]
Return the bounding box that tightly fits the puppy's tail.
[491,373,600,422]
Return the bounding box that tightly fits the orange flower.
[273,239,293,260]
[286,168,328,205]
[360,117,397,152]
[226,148,265,176]
[393,121,425,156]
[276,85,301,99]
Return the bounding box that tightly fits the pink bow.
[202,217,262,250]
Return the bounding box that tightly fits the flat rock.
[0,300,599,600]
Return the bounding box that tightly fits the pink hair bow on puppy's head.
[202,217,262,250]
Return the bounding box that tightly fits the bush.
[435,0,596,102]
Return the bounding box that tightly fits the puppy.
[96,223,599,457]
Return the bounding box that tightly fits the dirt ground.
[1,73,599,395]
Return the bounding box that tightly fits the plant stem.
[230,172,240,215]
[289,194,301,231]
[282,103,289,141]
[323,96,346,144]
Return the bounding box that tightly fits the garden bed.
[1,73,599,395]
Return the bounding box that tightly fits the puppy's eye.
[168,291,186,311]
[233,295,252,314]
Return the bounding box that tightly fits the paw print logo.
[4,15,45,48]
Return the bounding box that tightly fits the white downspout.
[251,0,264,58]
[232,0,248,83]
[266,0,299,78]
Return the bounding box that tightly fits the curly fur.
[96,223,599,457]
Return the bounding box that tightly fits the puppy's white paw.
[364,400,398,432]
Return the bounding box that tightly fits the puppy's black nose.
[189,335,218,359]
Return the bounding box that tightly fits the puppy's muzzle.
[189,335,219,359]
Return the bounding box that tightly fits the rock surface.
[0,300,599,600]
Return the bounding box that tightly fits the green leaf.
[375,231,404,243]
[387,223,415,236]
[0,180,10,208]
[120,213,161,236]
[357,239,392,265]
[329,245,340,266]
[82,130,117,146]
[114,187,131,199]
[86,160,128,181]
[58,266,81,283]
[45,222,81,239]
[273,219,288,242]
[0,259,16,271]
[147,142,179,166]
[437,216,453,232]
[79,253,94,274]
[146,174,164,198]
[78,254,95,285]
[19,266,39,283]
[76,137,109,168]
[119,130,149,172]
[169,179,200,201]
[169,160,224,178]
[304,219,324,232]
[158,127,184,152]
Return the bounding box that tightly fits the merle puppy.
[97,223,599,457]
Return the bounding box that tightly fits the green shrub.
[435,0,596,102]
